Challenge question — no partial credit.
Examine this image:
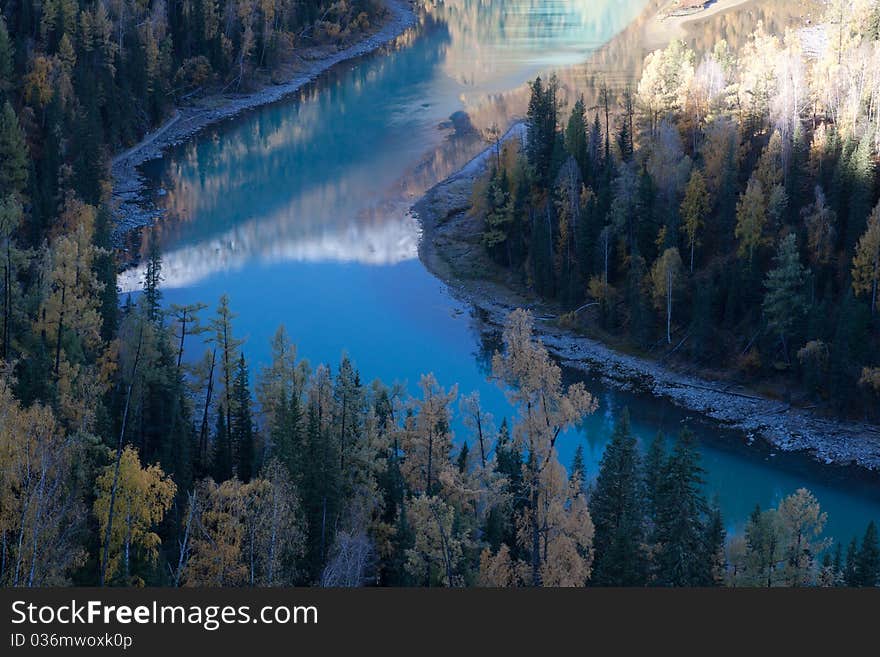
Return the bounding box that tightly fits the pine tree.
[142,235,163,325]
[211,294,244,463]
[0,101,28,198]
[652,429,711,586]
[844,537,860,586]
[644,432,666,521]
[564,95,589,181]
[703,503,726,586]
[0,18,12,98]
[590,410,647,586]
[211,406,233,482]
[525,75,559,187]
[763,233,807,362]
[456,442,470,474]
[569,443,586,494]
[856,521,880,587]
[232,354,255,482]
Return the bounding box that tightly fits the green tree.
[652,429,711,586]
[232,354,255,482]
[856,521,880,587]
[763,233,807,362]
[0,102,28,198]
[212,406,233,482]
[211,294,244,459]
[0,18,12,97]
[590,410,647,586]
[564,95,589,180]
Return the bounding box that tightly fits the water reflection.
[120,0,648,291]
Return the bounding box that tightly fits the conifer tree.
[0,18,12,98]
[763,233,807,361]
[211,294,244,459]
[590,410,647,586]
[212,407,233,482]
[652,429,711,586]
[0,101,28,198]
[856,521,880,587]
[232,354,255,482]
[844,537,860,586]
[569,444,586,494]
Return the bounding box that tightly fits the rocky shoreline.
[110,0,418,244]
[412,129,880,473]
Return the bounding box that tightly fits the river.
[118,0,880,543]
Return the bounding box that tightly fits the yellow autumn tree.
[852,203,880,314]
[735,175,768,263]
[94,446,176,585]
[777,488,829,587]
[680,168,710,272]
[185,466,305,587]
[0,377,86,586]
[403,494,465,587]
[400,373,457,495]
[519,456,594,587]
[478,544,521,587]
[491,309,596,586]
[185,478,248,587]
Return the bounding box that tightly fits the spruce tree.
[762,233,807,362]
[644,432,666,521]
[702,502,726,586]
[142,235,163,325]
[652,429,710,586]
[0,18,12,99]
[456,442,470,474]
[844,537,860,587]
[856,521,880,587]
[232,354,255,482]
[590,410,647,586]
[569,443,586,494]
[211,406,232,482]
[0,101,28,198]
[564,95,589,182]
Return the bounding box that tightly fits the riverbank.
[111,0,418,244]
[413,128,880,471]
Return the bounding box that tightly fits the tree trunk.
[426,431,433,494]
[100,322,143,586]
[176,308,188,369]
[173,489,196,587]
[476,411,486,468]
[198,349,217,469]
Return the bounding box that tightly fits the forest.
[476,1,880,421]
[0,0,879,588]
